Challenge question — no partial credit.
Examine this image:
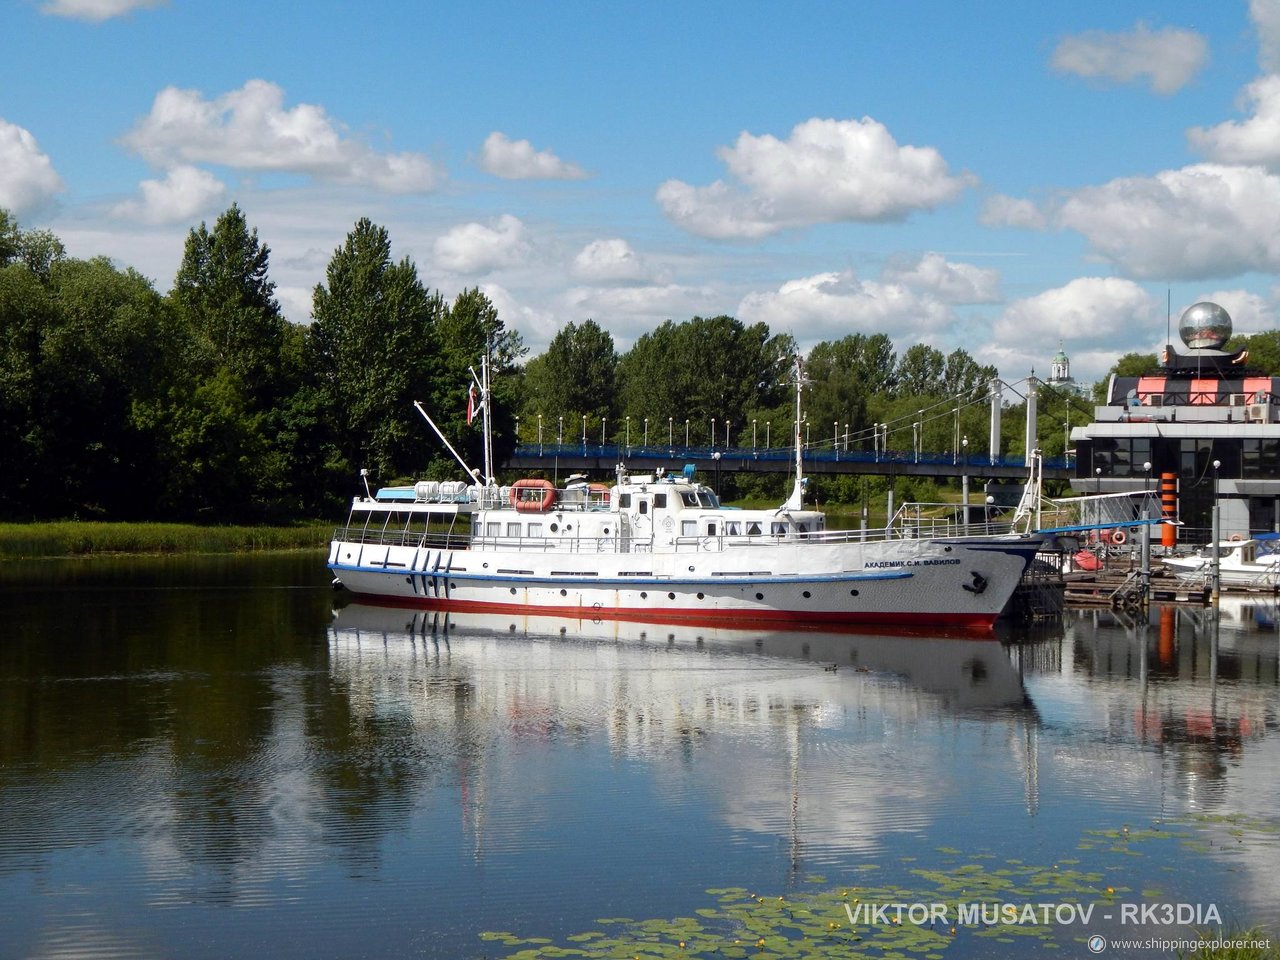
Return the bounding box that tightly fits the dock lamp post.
[538,414,543,454]
[644,417,649,449]
[726,420,731,449]
[711,418,716,451]
[626,416,631,451]
[668,417,673,452]
[962,436,970,532]
[752,418,758,452]
[766,421,771,449]
[581,415,587,450]
[713,451,722,497]
[1211,459,1222,603]
[685,419,690,451]
[558,416,563,447]
[515,417,520,445]
[602,417,607,450]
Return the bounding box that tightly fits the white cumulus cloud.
[657,117,972,240]
[881,252,1001,305]
[1056,163,1280,279]
[1050,21,1208,94]
[478,132,588,180]
[433,214,531,274]
[120,79,441,192]
[0,118,64,215]
[737,270,954,342]
[570,238,654,284]
[40,0,165,20]
[980,194,1048,230]
[1188,74,1280,167]
[110,164,226,224]
[1251,0,1280,72]
[993,277,1157,350]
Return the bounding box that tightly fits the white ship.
[328,358,1045,630]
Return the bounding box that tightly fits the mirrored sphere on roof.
[1178,301,1232,350]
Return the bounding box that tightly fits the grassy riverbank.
[0,521,333,559]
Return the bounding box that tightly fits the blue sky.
[3,0,1279,385]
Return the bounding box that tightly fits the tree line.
[4,204,1079,522]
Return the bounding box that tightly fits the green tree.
[309,217,443,484]
[520,319,617,436]
[616,315,793,445]
[171,205,286,402]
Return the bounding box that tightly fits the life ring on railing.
[510,478,556,512]
[1110,529,1127,545]
[1230,533,1245,542]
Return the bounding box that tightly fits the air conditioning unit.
[1246,403,1269,422]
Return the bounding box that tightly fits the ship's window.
[639,500,649,515]
[727,521,741,536]
[697,492,718,507]
[682,521,697,536]
[654,493,667,508]
[528,523,543,537]
[681,492,698,506]
[618,493,632,508]
[746,522,762,536]
[707,522,717,536]
[506,522,521,537]
[486,522,500,537]
[771,522,787,535]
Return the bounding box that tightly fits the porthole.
[697,592,705,600]
[405,576,413,584]
[560,588,567,597]
[550,522,559,532]
[509,587,516,595]
[850,589,859,597]
[640,591,648,599]
[450,582,457,590]
[755,592,764,600]
[944,546,952,553]
[483,562,489,568]
[802,590,811,599]
[668,592,676,600]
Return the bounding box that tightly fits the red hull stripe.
[343,592,998,632]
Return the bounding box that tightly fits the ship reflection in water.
[328,602,1041,869]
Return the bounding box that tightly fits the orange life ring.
[510,478,556,512]
[1110,529,1127,545]
[588,482,611,502]
[1229,533,1244,542]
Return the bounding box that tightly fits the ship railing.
[331,527,472,550]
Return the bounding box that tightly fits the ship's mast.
[781,356,808,511]
[468,340,496,486]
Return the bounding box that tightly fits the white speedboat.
[1162,538,1280,589]
[328,359,1045,630]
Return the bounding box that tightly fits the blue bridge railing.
[512,443,1069,472]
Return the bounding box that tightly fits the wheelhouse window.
[486,522,501,537]
[506,522,522,537]
[618,493,632,508]
[528,522,543,537]
[681,521,697,536]
[654,493,667,508]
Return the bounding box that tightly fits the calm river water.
[2,553,1278,959]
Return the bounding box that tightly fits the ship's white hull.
[328,533,1042,630]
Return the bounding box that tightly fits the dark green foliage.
[1,204,1061,520]
[308,217,444,484]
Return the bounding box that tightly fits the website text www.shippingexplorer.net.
[1086,934,1273,954]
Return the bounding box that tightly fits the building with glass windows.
[1070,303,1278,538]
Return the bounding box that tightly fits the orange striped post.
[1160,472,1178,548]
